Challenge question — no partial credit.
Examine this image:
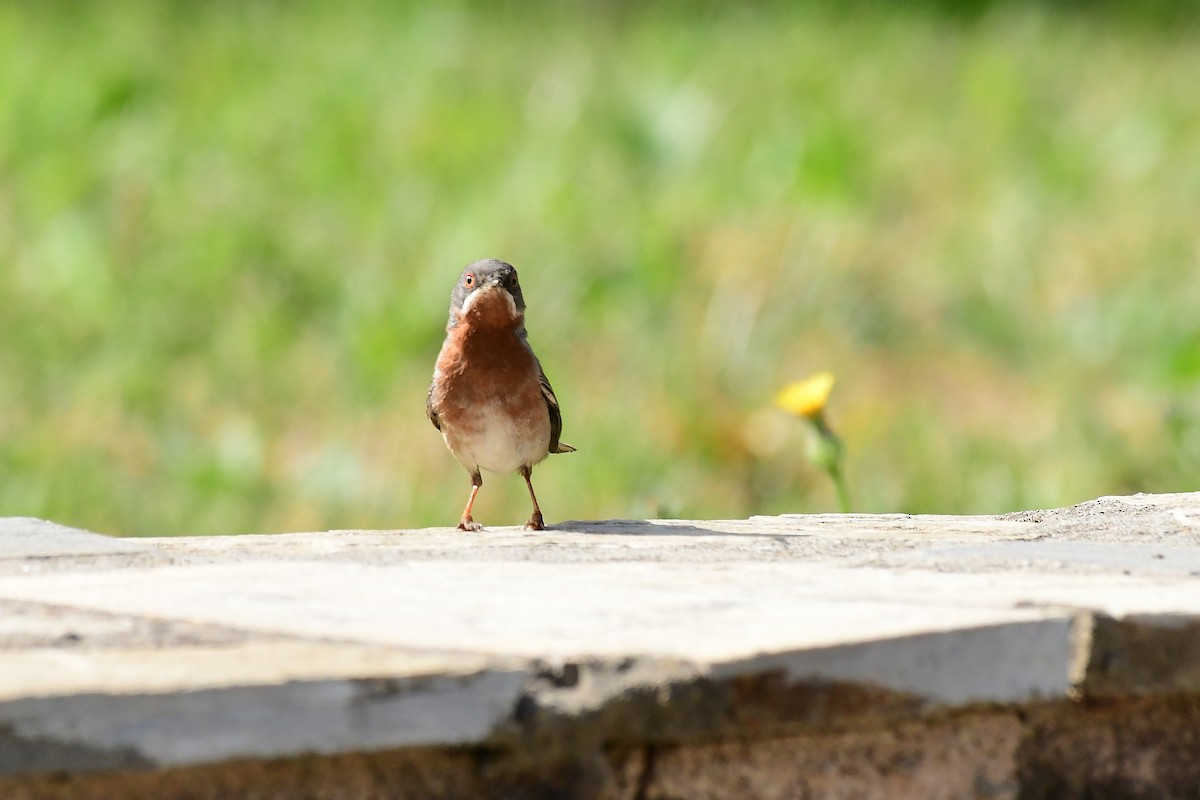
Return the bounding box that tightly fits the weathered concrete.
[1,493,1199,798]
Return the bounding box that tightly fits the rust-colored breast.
[430,295,552,472]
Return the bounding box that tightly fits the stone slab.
[927,541,1200,574]
[0,560,1075,662]
[0,665,526,769]
[1,492,1199,779]
[0,643,503,700]
[0,519,145,559]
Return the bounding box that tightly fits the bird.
[426,259,575,531]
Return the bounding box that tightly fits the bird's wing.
[538,361,575,454]
[425,383,441,431]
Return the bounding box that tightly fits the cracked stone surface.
[1,492,1200,798]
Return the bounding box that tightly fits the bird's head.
[448,259,526,328]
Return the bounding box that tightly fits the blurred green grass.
[1,1,1197,535]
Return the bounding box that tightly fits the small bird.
[427,259,575,530]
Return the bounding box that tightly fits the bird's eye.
[464,273,475,288]
[508,274,519,288]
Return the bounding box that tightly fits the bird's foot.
[524,511,545,531]
[458,517,483,532]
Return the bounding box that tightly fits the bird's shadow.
[548,519,772,539]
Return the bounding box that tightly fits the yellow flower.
[774,371,835,419]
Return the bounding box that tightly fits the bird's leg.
[519,465,545,530]
[458,471,483,531]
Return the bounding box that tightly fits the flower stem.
[828,463,851,514]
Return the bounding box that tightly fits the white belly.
[444,398,550,475]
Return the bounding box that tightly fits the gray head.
[448,259,527,325]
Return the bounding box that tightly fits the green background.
[2,2,1197,536]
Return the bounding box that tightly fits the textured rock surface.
[1,492,1199,798]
